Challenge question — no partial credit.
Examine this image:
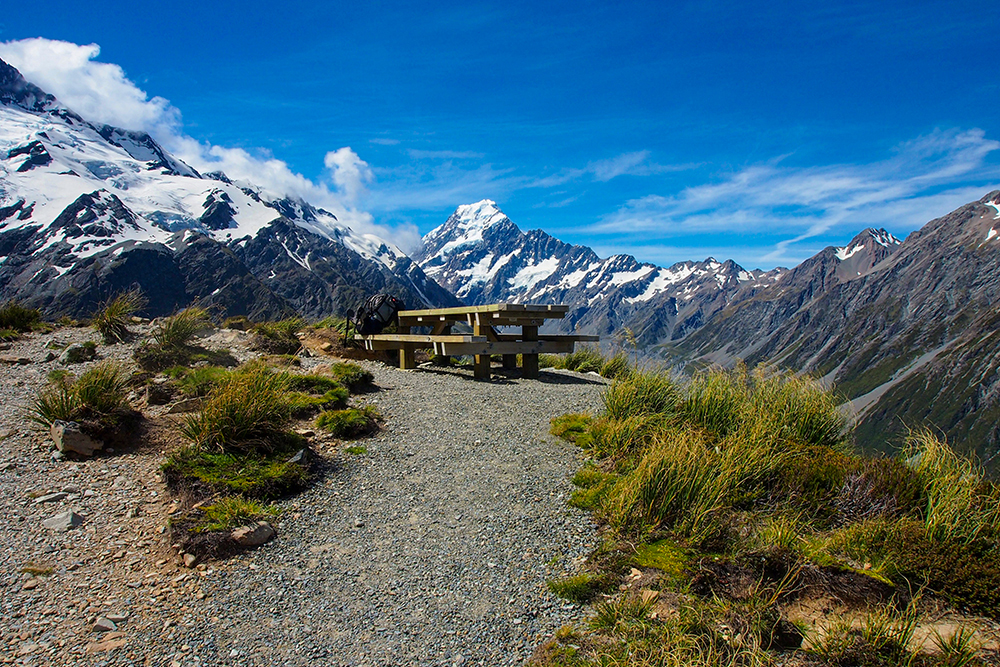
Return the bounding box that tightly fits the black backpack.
[353,294,405,335]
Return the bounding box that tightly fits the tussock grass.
[154,306,211,349]
[906,427,1000,544]
[92,288,146,343]
[165,365,230,397]
[179,365,292,455]
[538,364,1000,667]
[29,361,131,428]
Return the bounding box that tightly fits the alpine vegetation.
[540,362,1000,666]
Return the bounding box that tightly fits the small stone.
[0,461,15,470]
[43,351,56,362]
[42,510,85,531]
[144,384,173,406]
[354,519,364,528]
[92,617,117,632]
[232,521,276,548]
[104,613,129,623]
[61,485,81,494]
[33,492,68,504]
[286,448,309,464]
[22,579,39,590]
[51,450,65,461]
[50,421,102,456]
[166,397,204,414]
[0,355,31,365]
[183,553,198,568]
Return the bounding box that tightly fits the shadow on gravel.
[408,366,606,386]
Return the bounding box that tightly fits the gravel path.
[1,328,607,666]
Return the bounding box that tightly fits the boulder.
[232,521,276,548]
[59,343,96,364]
[51,420,102,456]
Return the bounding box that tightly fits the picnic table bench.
[356,303,599,379]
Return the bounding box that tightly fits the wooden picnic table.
[356,303,599,379]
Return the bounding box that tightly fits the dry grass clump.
[29,361,132,428]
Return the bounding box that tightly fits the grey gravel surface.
[0,327,607,666]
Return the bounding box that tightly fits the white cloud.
[0,38,180,136]
[594,129,1000,265]
[324,147,374,205]
[0,38,418,249]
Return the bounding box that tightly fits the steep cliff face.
[0,58,456,321]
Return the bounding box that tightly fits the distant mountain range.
[413,200,786,345]
[0,58,457,320]
[5,54,999,465]
[415,196,1000,466]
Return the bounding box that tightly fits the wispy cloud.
[407,149,485,160]
[0,38,420,249]
[593,129,1000,265]
[530,151,698,187]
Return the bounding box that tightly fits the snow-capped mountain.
[413,200,784,344]
[0,58,456,319]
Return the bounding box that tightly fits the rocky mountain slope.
[678,192,1000,463]
[413,200,784,344]
[0,58,456,320]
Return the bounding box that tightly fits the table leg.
[522,325,539,379]
[398,325,417,370]
[473,318,491,380]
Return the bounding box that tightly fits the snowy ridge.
[0,57,454,317]
[413,200,785,344]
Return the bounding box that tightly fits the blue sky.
[2,0,999,269]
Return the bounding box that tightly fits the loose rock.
[232,521,276,548]
[50,420,102,456]
[42,510,84,531]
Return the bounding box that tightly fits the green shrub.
[179,366,292,454]
[569,464,617,511]
[162,445,309,498]
[547,573,617,603]
[250,318,304,354]
[315,406,381,439]
[327,362,374,392]
[0,328,18,341]
[193,496,280,532]
[550,413,592,443]
[91,288,146,343]
[0,300,41,332]
[287,387,349,416]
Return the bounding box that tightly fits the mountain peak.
[420,199,516,259]
[0,58,58,113]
